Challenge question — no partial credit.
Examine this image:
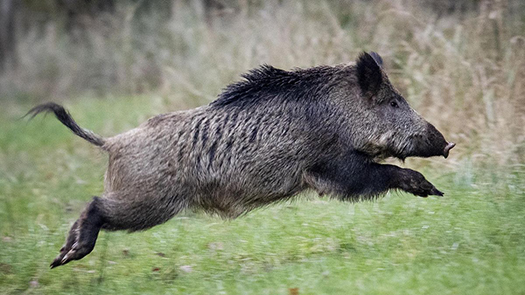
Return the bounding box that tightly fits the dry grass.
[1,0,524,168]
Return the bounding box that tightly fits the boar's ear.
[369,52,383,67]
[356,51,383,98]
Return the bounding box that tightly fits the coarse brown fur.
[27,52,455,268]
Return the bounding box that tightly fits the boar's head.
[340,52,455,160]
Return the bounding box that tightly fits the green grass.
[0,98,524,295]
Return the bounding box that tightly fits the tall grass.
[1,0,524,168]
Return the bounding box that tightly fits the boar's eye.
[390,101,399,108]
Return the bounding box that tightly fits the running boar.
[28,52,455,268]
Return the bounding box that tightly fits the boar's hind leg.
[305,153,443,199]
[51,192,185,268]
[51,197,104,268]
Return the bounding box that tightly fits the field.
[1,1,524,294]
[1,97,523,294]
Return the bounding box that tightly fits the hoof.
[50,240,95,269]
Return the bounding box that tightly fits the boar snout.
[426,123,455,159]
[409,123,454,159]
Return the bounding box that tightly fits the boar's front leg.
[392,167,443,197]
[304,152,443,199]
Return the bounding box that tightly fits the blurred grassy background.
[0,0,524,294]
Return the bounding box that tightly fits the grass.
[0,98,524,295]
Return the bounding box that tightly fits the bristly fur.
[26,102,105,147]
[210,64,338,108]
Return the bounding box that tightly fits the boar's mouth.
[396,140,455,160]
[360,127,455,161]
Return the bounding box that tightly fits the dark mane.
[210,64,340,108]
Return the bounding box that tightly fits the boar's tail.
[26,102,105,147]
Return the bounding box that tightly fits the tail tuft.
[26,102,105,147]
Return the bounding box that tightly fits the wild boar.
[27,52,455,268]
